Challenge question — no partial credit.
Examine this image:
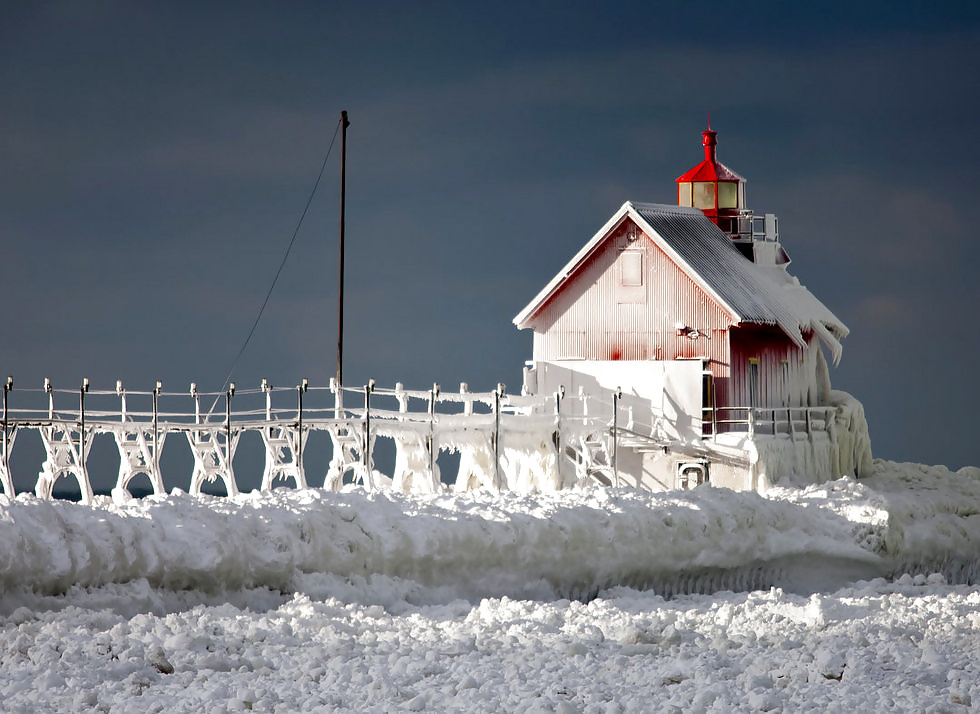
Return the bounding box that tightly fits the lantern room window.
[678,182,693,207]
[693,182,715,209]
[718,182,738,209]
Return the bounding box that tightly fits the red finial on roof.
[702,126,717,163]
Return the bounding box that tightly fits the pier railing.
[1,377,837,503]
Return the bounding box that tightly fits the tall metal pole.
[337,110,350,389]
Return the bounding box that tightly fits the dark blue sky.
[2,1,979,477]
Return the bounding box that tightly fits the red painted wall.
[729,325,820,408]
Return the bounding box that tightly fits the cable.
[205,116,343,419]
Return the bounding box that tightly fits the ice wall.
[748,390,874,490]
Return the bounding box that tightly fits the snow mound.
[1,460,977,605]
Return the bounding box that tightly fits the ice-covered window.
[718,182,738,209]
[620,252,642,287]
[678,182,692,207]
[693,182,715,209]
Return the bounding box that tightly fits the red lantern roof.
[675,129,745,183]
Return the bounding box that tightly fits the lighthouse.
[514,126,870,491]
[676,127,788,266]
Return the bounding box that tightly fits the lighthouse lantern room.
[676,127,785,266]
[676,127,745,222]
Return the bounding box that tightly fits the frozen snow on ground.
[2,574,978,712]
[1,459,978,711]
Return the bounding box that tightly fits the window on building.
[748,357,760,407]
[620,252,642,287]
[693,182,716,209]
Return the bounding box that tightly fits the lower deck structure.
[524,358,873,493]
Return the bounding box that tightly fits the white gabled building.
[514,129,873,492]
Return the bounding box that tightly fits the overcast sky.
[2,0,978,481]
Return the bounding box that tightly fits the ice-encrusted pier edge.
[1,378,872,503]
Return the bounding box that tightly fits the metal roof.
[632,203,848,358]
[514,202,848,362]
[675,158,745,183]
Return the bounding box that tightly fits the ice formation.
[1,460,977,603]
[0,459,978,711]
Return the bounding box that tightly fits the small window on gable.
[620,252,642,287]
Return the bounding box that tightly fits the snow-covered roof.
[513,202,849,362]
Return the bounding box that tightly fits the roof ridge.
[628,201,702,215]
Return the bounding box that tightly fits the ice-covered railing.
[1,377,656,504]
[710,406,838,437]
[715,210,778,243]
[0,376,843,504]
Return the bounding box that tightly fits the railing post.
[153,381,162,482]
[555,385,564,485]
[747,407,755,436]
[262,378,272,421]
[710,376,718,441]
[494,383,504,489]
[363,379,375,474]
[226,382,235,477]
[297,378,307,478]
[395,382,408,415]
[429,382,439,480]
[45,378,53,420]
[116,380,126,422]
[2,376,11,490]
[191,383,200,425]
[612,387,621,488]
[331,378,343,420]
[79,378,89,481]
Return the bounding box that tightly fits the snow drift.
[1,460,977,605]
